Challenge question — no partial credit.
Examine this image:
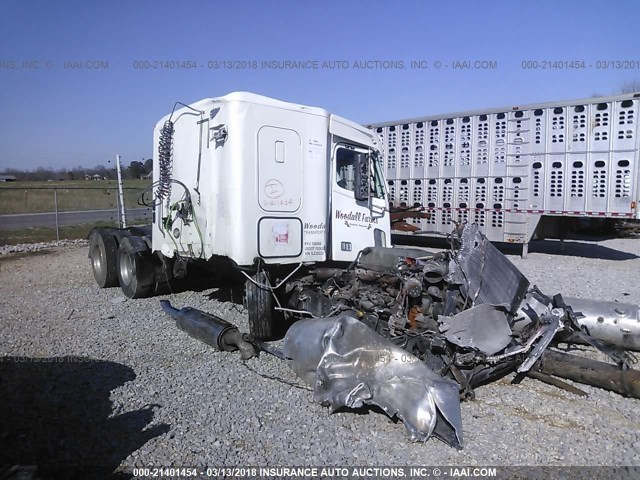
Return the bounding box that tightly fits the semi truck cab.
[88,92,390,340]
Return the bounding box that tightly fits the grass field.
[0,220,151,245]
[0,179,152,215]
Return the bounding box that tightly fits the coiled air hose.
[157,120,174,201]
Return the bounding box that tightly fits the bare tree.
[620,80,640,94]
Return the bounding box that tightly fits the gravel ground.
[0,236,639,474]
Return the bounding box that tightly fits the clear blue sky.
[1,0,639,171]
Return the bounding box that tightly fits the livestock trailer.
[368,93,640,255]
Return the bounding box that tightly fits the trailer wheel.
[117,237,154,299]
[89,229,118,288]
[245,271,279,341]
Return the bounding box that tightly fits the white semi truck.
[88,92,390,340]
[368,93,640,256]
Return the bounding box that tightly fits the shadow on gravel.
[0,356,169,479]
[504,239,639,260]
[394,233,638,261]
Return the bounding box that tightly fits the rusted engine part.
[282,315,463,449]
[160,300,257,359]
[558,297,640,352]
[390,206,432,232]
[536,350,640,399]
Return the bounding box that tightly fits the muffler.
[563,297,640,351]
[160,300,257,359]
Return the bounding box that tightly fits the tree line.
[1,159,153,181]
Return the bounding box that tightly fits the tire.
[117,237,154,299]
[89,229,118,288]
[245,271,279,341]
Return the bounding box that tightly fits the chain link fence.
[0,183,152,243]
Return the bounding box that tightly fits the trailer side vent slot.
[388,127,397,147]
[460,122,472,167]
[594,131,609,141]
[413,180,423,204]
[571,169,585,198]
[429,145,439,167]
[414,145,425,168]
[618,129,633,139]
[491,210,503,228]
[387,148,397,169]
[460,148,471,166]
[550,163,563,197]
[495,138,506,163]
[592,162,607,198]
[535,117,543,144]
[457,209,469,224]
[427,209,436,225]
[572,109,587,143]
[388,181,396,205]
[414,122,425,168]
[399,181,409,205]
[441,208,453,226]
[401,147,410,168]
[594,112,609,128]
[532,162,542,197]
[458,180,470,204]
[429,124,440,142]
[474,207,486,226]
[443,182,453,204]
[615,167,631,198]
[492,180,505,215]
[427,182,438,210]
[444,147,455,167]
[552,111,565,144]
[445,121,456,168]
[495,119,507,138]
[401,125,411,150]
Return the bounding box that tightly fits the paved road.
[0,208,152,230]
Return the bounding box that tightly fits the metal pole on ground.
[115,154,127,228]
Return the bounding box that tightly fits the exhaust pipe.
[160,300,257,359]
[563,297,640,351]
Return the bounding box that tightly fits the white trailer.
[89,92,390,339]
[368,93,640,256]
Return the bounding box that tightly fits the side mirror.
[353,153,369,201]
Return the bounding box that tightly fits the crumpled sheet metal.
[439,304,513,355]
[283,315,464,449]
[447,224,529,314]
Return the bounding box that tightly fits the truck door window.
[336,146,386,199]
[336,148,356,192]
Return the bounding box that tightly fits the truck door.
[330,143,388,261]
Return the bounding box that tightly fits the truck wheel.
[117,237,154,299]
[245,272,279,341]
[89,229,118,288]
